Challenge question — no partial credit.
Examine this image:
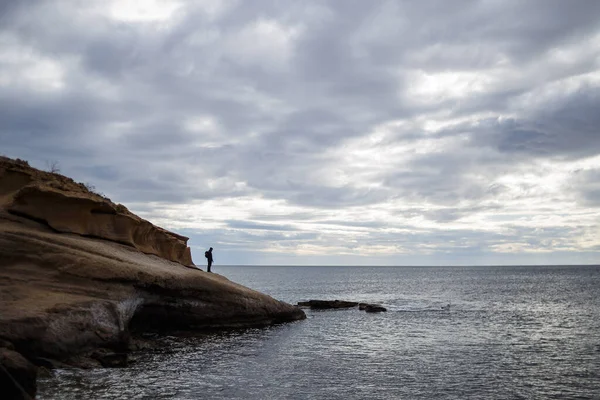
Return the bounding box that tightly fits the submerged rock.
[0,157,305,393]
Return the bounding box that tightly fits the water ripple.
[38,265,600,399]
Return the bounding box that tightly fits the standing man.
[205,247,214,272]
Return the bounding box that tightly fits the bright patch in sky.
[408,70,493,101]
[227,19,302,68]
[108,0,183,22]
[0,35,66,91]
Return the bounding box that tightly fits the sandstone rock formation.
[0,157,305,399]
[0,157,192,266]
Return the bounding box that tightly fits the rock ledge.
[0,157,305,399]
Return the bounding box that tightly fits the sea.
[38,265,600,399]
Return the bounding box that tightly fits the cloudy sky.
[1,0,599,266]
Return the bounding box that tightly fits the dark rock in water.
[0,348,37,399]
[298,300,387,313]
[297,300,358,309]
[91,349,128,368]
[359,303,386,312]
[364,304,387,313]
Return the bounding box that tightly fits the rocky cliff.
[0,157,305,399]
[0,157,193,266]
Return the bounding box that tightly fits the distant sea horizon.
[216,263,600,267]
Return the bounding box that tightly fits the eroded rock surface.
[0,158,305,397]
[0,210,305,377]
[0,158,192,266]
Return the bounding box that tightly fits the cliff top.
[0,156,193,265]
[0,156,130,213]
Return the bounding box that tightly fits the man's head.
[209,247,213,251]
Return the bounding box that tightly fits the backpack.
[205,251,209,258]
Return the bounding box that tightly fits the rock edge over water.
[0,157,305,399]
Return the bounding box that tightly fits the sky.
[1,0,599,266]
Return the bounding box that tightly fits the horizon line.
[210,263,600,267]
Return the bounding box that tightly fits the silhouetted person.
[205,247,214,272]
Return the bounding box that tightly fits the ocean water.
[38,265,600,399]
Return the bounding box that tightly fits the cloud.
[225,220,298,231]
[477,80,600,159]
[1,0,600,264]
[573,168,600,207]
